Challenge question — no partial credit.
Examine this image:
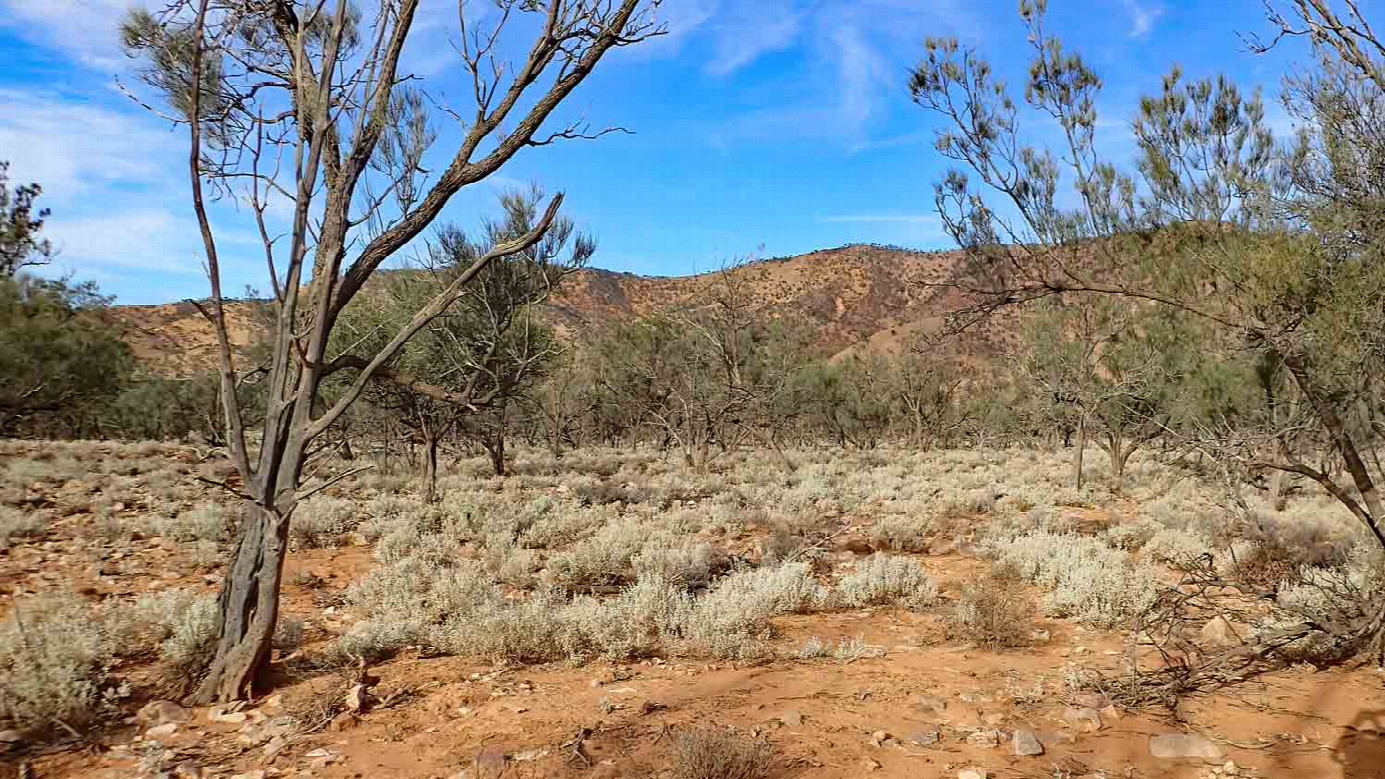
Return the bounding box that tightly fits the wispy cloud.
[1122,0,1165,39]
[0,88,180,204]
[704,1,802,76]
[0,0,143,69]
[693,0,980,149]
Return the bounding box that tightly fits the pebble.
[146,723,179,739]
[779,710,803,727]
[1063,705,1103,732]
[958,770,988,779]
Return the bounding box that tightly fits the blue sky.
[0,0,1308,304]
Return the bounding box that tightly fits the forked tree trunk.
[193,503,290,703]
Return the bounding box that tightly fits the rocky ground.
[1,442,1382,779]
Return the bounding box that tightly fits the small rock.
[861,756,881,771]
[1201,616,1241,648]
[137,700,190,727]
[1012,729,1044,756]
[1030,629,1051,643]
[262,735,286,758]
[908,729,942,746]
[229,772,266,779]
[958,770,988,779]
[1099,704,1123,722]
[346,683,369,713]
[146,723,179,739]
[304,748,333,759]
[0,730,24,745]
[779,710,803,727]
[210,710,248,725]
[1149,733,1225,760]
[872,729,890,745]
[1063,706,1103,732]
[966,729,1002,748]
[512,748,549,762]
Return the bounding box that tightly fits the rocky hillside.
[111,243,1013,377]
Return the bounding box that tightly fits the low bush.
[0,594,114,732]
[946,571,1035,649]
[291,496,359,548]
[988,530,1159,627]
[672,727,772,779]
[836,553,938,609]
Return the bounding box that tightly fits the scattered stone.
[966,729,1002,748]
[512,748,549,762]
[907,729,942,746]
[210,710,248,725]
[137,700,189,727]
[1030,629,1051,643]
[146,723,179,739]
[0,730,24,745]
[1149,733,1225,760]
[229,772,266,779]
[871,729,890,746]
[262,735,286,758]
[779,710,803,727]
[861,756,881,771]
[1063,706,1103,732]
[1201,616,1242,648]
[1099,704,1123,723]
[958,769,988,779]
[1012,729,1044,756]
[346,683,369,713]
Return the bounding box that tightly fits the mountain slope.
[111,243,1009,377]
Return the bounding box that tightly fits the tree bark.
[423,430,440,503]
[192,503,289,703]
[1073,413,1087,490]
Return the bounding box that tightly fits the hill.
[111,243,1011,377]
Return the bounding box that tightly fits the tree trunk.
[192,503,289,704]
[423,431,440,503]
[1073,414,1087,490]
[486,429,506,476]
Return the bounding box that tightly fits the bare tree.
[122,0,662,702]
[911,0,1385,652]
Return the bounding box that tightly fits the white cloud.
[693,0,979,148]
[1122,0,1165,39]
[703,1,802,76]
[0,88,181,205]
[50,209,203,274]
[0,0,143,69]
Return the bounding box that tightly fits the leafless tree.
[122,0,662,702]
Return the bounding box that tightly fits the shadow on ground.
[1337,709,1385,778]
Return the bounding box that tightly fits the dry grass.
[671,727,773,779]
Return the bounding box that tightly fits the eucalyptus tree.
[121,0,663,701]
[911,0,1385,649]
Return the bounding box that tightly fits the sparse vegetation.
[671,727,773,779]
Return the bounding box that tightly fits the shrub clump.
[672,727,773,779]
[987,530,1158,627]
[836,553,939,609]
[946,571,1036,649]
[0,594,115,732]
[291,496,359,548]
[869,513,933,552]
[0,506,44,547]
